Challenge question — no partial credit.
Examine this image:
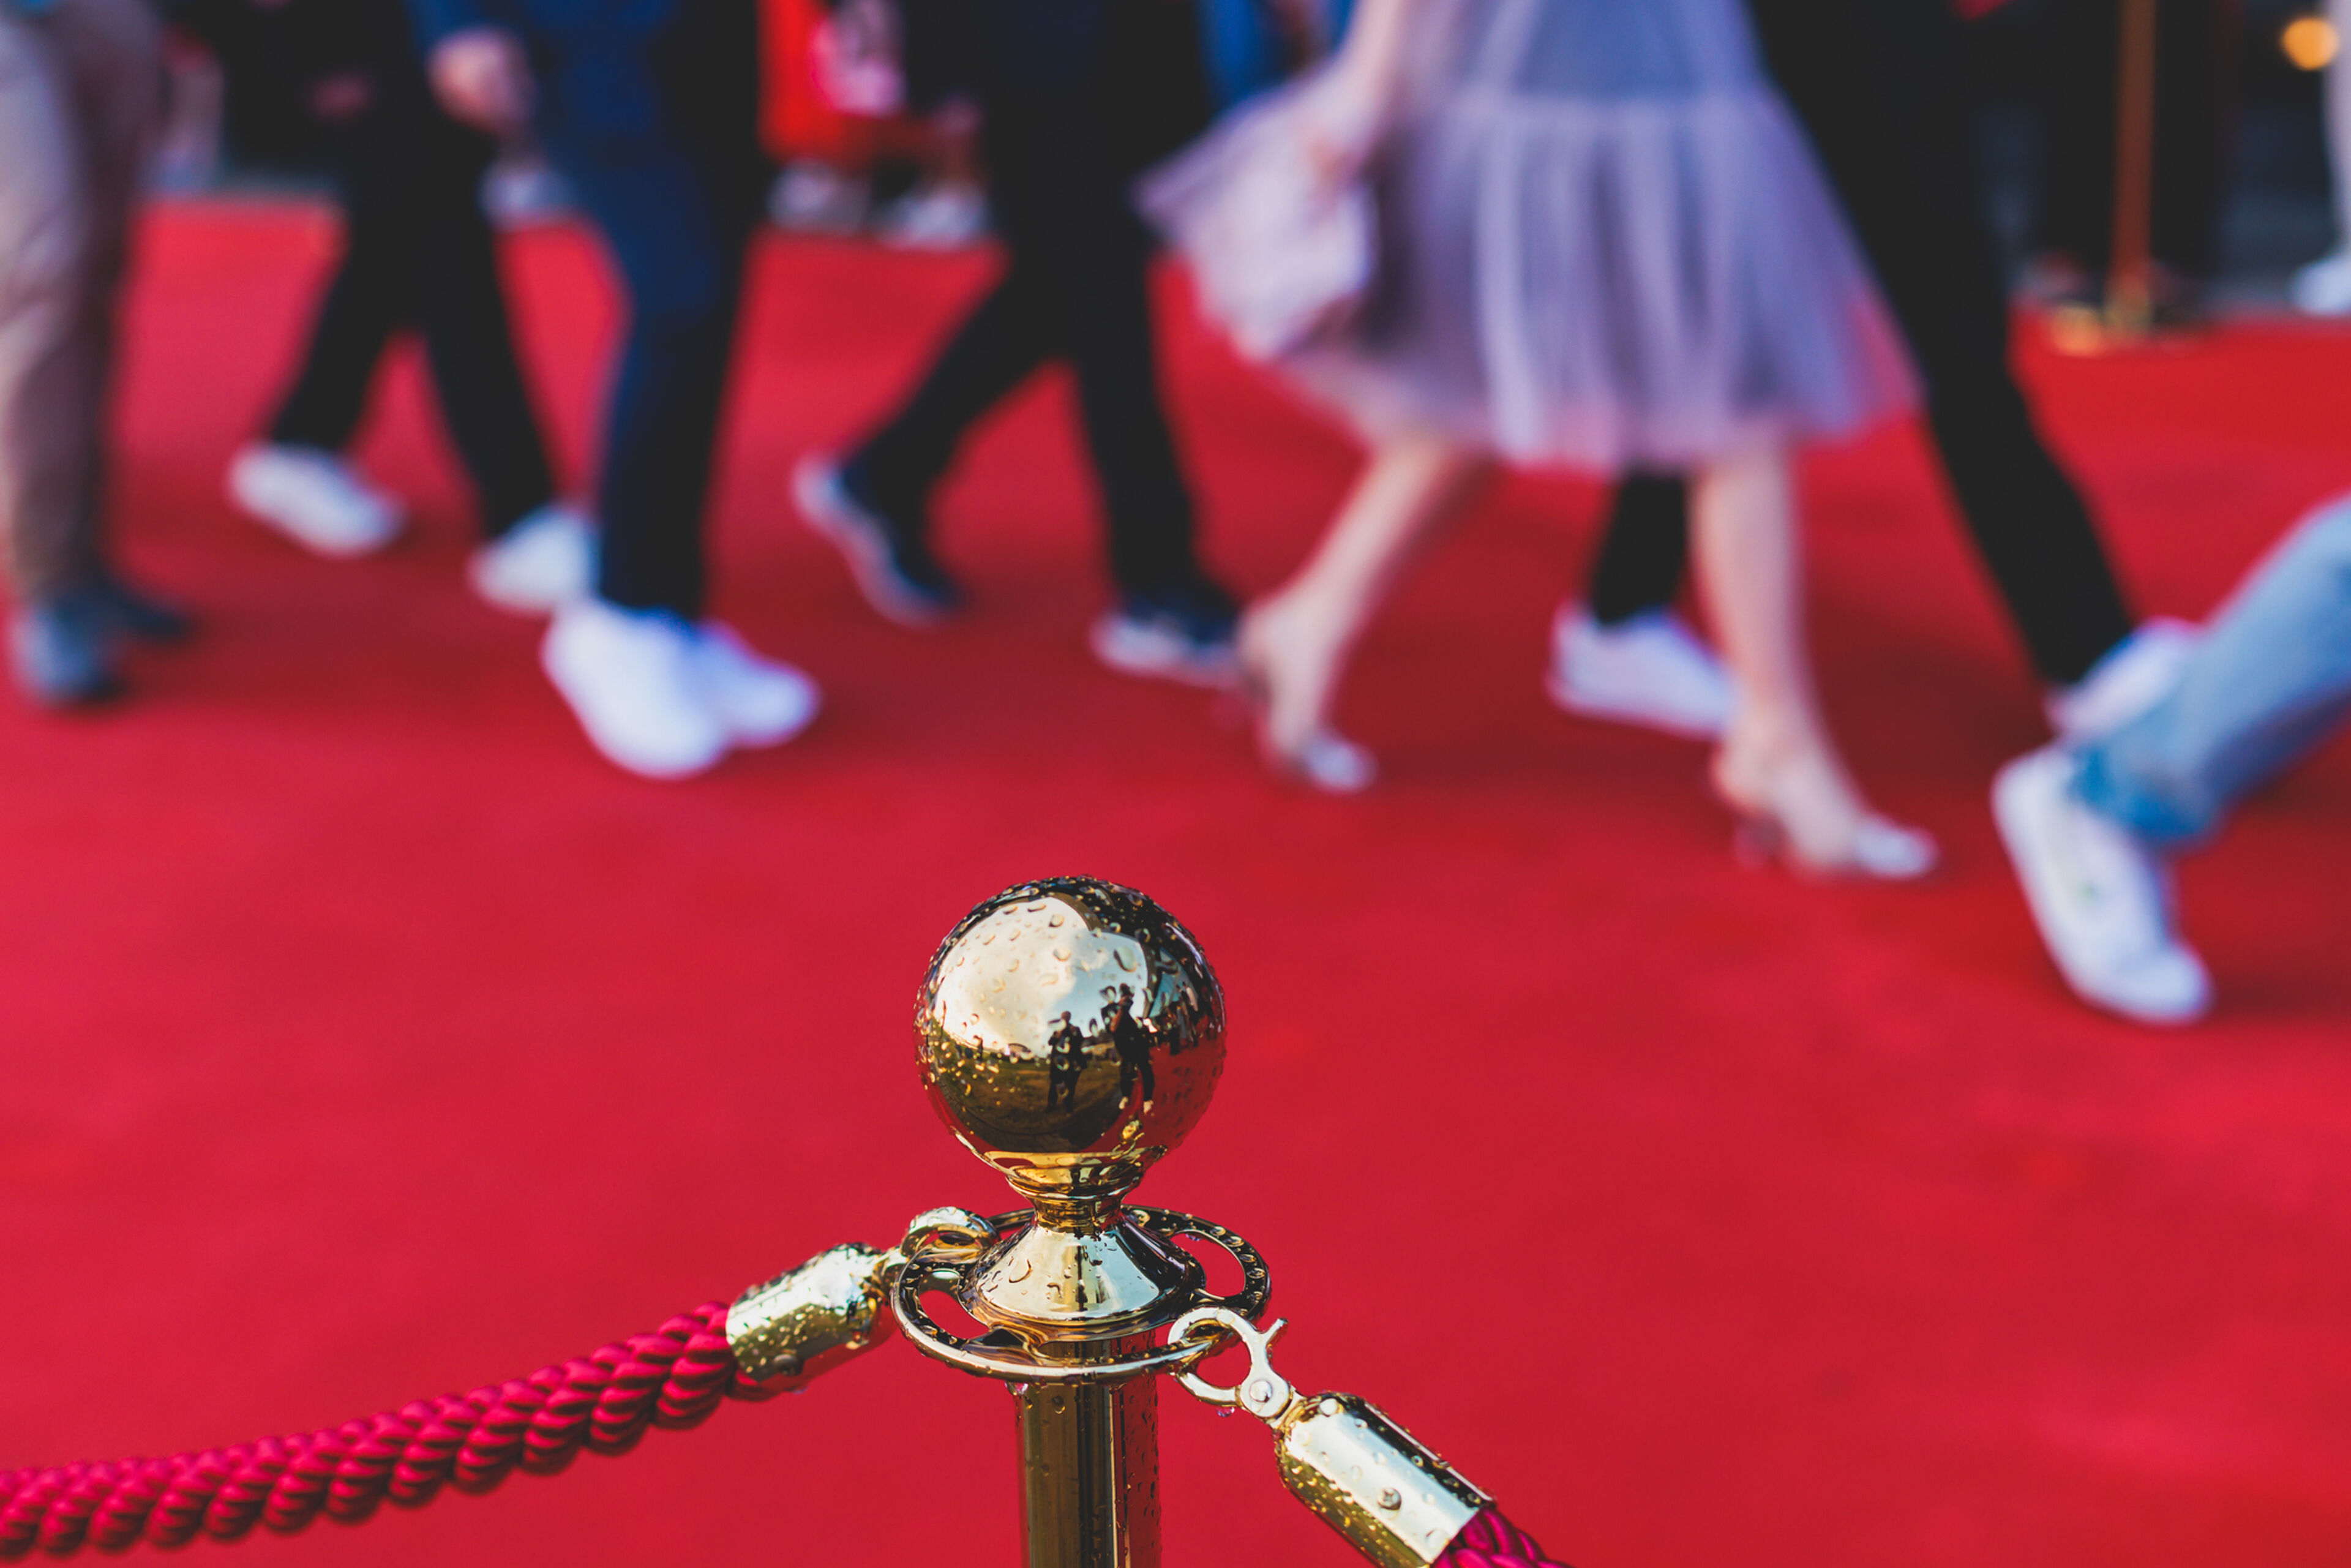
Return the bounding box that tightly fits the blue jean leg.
[543,119,758,619]
[2077,493,2351,846]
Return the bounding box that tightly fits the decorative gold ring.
[891,1207,1272,1384]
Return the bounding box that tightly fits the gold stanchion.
[4,874,1535,1564]
[878,877,1497,1568]
[895,879,1265,1568]
[2106,0,2161,336]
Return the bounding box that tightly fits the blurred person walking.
[1149,0,1934,877]
[1995,491,2351,1024]
[414,0,817,777]
[0,0,193,708]
[1551,0,2193,748]
[792,0,1243,686]
[175,0,592,612]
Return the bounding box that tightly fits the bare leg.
[1690,443,1935,877]
[1238,429,1488,786]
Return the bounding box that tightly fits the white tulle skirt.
[1147,0,1918,473]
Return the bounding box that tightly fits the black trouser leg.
[1921,369,2134,682]
[268,105,558,539]
[553,136,756,619]
[266,182,413,452]
[1053,219,1199,593]
[1587,474,1691,627]
[1758,0,2135,684]
[847,261,1059,516]
[858,84,1207,594]
[407,123,557,539]
[1581,0,2137,685]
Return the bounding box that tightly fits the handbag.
[1138,74,1375,361]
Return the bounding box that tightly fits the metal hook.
[1169,1305,1295,1423]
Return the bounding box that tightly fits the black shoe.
[1089,574,1240,688]
[793,452,964,626]
[11,595,123,708]
[88,572,195,644]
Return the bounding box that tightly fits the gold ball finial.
[917,877,1226,1207]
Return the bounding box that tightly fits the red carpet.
[4,203,2350,1566]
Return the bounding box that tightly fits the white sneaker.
[471,503,595,615]
[227,443,404,558]
[768,162,868,235]
[692,623,820,748]
[1992,746,2211,1025]
[876,182,988,250]
[1546,604,1733,740]
[1087,608,1238,688]
[541,598,729,779]
[2292,250,2351,318]
[2045,617,2202,738]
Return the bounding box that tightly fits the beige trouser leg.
[0,0,158,603]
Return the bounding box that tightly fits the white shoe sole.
[1089,616,1237,688]
[711,674,821,749]
[470,517,594,617]
[228,458,403,560]
[1544,666,1727,741]
[541,628,727,781]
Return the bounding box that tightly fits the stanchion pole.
[1012,1340,1164,1568]
[2106,0,2161,336]
[891,879,1268,1568]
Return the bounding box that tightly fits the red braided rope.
[1438,1509,1575,1568]
[0,1300,776,1559]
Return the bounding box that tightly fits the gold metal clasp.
[1169,1308,1491,1568]
[1171,1307,1296,1421]
[726,1207,997,1389]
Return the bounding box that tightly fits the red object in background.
[760,0,846,163]
[759,0,940,169]
[2,209,2349,1568]
[1954,0,2022,15]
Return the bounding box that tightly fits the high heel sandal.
[1714,749,1937,881]
[1231,611,1378,795]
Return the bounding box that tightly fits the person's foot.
[541,598,729,779]
[471,502,595,615]
[2293,250,2351,318]
[2046,617,2202,738]
[793,454,963,626]
[1546,604,1733,740]
[768,161,869,235]
[1992,746,2211,1024]
[228,443,404,558]
[1091,575,1240,688]
[1712,732,1936,880]
[86,572,195,644]
[10,595,122,708]
[875,181,988,250]
[691,623,820,748]
[1234,595,1374,793]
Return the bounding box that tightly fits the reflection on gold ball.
[916,878,1225,1200]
